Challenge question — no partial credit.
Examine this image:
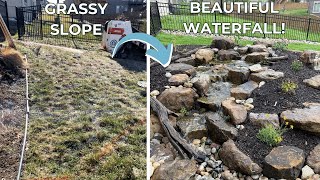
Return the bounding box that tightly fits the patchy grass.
[18,43,146,179]
[156,32,320,52]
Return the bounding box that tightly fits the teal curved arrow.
[112,33,173,67]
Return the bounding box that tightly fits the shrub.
[273,41,288,51]
[257,118,293,146]
[291,60,303,72]
[257,125,283,146]
[281,80,298,94]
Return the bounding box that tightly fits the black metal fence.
[16,3,146,48]
[151,2,320,42]
[0,0,9,41]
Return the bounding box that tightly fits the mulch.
[236,49,320,167]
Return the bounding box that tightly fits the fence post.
[40,5,43,40]
[306,17,311,41]
[4,1,9,30]
[264,13,267,39]
[155,1,162,29]
[16,7,21,40]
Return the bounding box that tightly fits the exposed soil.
[235,122,320,167]
[0,67,25,179]
[251,51,320,114]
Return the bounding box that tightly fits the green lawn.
[280,9,309,16]
[156,32,320,52]
[160,14,320,42]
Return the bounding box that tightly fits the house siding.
[309,0,320,16]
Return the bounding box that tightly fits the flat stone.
[253,40,275,47]
[177,115,207,140]
[206,112,238,144]
[166,63,196,76]
[263,146,305,179]
[249,64,263,73]
[151,159,197,180]
[191,73,211,96]
[195,48,215,64]
[280,103,320,134]
[168,74,189,86]
[303,75,320,90]
[218,49,241,61]
[245,52,270,63]
[249,113,279,128]
[235,46,248,54]
[222,98,247,125]
[175,57,196,66]
[219,140,262,175]
[231,81,258,100]
[197,82,231,111]
[307,144,320,174]
[227,66,250,85]
[248,44,268,53]
[211,36,235,50]
[250,69,284,82]
[158,86,199,112]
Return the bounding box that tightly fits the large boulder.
[211,36,235,50]
[166,63,196,76]
[151,159,197,180]
[206,112,238,144]
[222,98,247,125]
[168,74,189,86]
[307,144,320,174]
[280,103,320,134]
[300,50,320,71]
[227,66,250,85]
[177,115,207,140]
[195,49,215,64]
[244,52,270,63]
[248,44,268,53]
[263,146,305,179]
[191,74,210,96]
[219,140,262,175]
[249,113,279,128]
[231,81,258,100]
[303,75,320,90]
[250,69,284,82]
[158,87,199,112]
[217,49,241,61]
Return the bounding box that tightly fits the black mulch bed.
[235,123,320,167]
[251,50,320,114]
[150,45,204,93]
[236,50,320,168]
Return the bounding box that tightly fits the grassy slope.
[160,14,320,42]
[18,43,146,179]
[156,32,320,52]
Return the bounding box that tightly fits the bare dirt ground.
[0,64,26,179]
[0,42,147,179]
